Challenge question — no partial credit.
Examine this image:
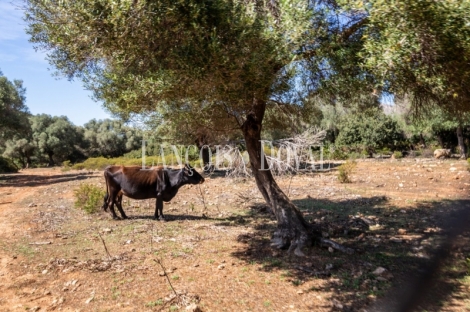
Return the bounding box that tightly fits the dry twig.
[97,232,112,259]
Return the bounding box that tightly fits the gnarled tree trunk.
[241,98,313,256]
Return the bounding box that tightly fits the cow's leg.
[107,189,121,220]
[115,193,128,219]
[154,197,165,221]
[108,197,120,220]
[102,193,109,211]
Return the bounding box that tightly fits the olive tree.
[25,0,369,254]
[0,70,30,146]
[83,119,142,157]
[30,114,82,166]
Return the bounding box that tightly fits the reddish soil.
[0,159,469,311]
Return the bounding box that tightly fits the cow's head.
[182,164,205,184]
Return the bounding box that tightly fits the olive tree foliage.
[25,0,362,255]
[335,108,406,154]
[341,0,470,114]
[2,137,36,169]
[0,70,30,147]
[392,97,470,156]
[30,114,82,166]
[83,119,142,157]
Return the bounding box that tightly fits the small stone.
[390,237,403,243]
[103,228,112,233]
[398,183,404,188]
[158,271,166,276]
[42,269,48,275]
[193,263,199,267]
[297,290,304,294]
[372,267,387,276]
[397,229,407,235]
[332,299,343,309]
[217,264,225,270]
[125,240,132,244]
[325,263,334,270]
[328,247,334,253]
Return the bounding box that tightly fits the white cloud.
[0,1,27,41]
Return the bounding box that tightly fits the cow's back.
[114,166,163,199]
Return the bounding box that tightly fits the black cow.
[102,164,204,220]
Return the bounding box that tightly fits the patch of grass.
[145,299,163,307]
[74,183,105,214]
[16,244,35,258]
[262,257,283,269]
[264,300,271,307]
[337,160,357,183]
[393,151,403,159]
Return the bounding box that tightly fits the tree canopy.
[0,70,30,145]
[24,0,470,254]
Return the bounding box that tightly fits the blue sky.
[0,1,112,126]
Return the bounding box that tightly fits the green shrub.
[72,163,86,170]
[392,151,403,159]
[335,108,406,153]
[0,156,18,173]
[337,160,356,183]
[74,183,106,214]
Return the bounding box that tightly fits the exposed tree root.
[318,238,354,254]
[271,224,354,256]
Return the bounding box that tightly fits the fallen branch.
[154,258,178,297]
[197,185,208,217]
[29,241,52,245]
[97,232,112,259]
[319,238,354,254]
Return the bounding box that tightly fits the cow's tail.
[102,170,109,211]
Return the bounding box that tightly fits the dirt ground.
[0,158,469,312]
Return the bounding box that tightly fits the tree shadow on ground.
[223,196,470,311]
[0,172,96,188]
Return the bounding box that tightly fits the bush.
[0,156,18,173]
[74,183,106,214]
[335,108,406,153]
[392,151,403,159]
[337,160,356,183]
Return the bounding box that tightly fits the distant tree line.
[1,69,468,173]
